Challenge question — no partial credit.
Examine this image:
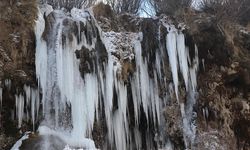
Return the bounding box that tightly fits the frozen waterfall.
[10,4,199,150]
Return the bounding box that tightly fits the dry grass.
[121,60,135,81]
[0,0,37,78]
[199,0,250,25]
[92,2,114,19]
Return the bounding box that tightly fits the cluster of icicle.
[0,80,10,111]
[162,19,199,148]
[15,85,40,131]
[34,5,166,149]
[0,80,40,132]
[6,4,199,150]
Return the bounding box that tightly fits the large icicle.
[166,26,179,101]
[15,94,24,128]
[177,32,189,90]
[0,86,2,109]
[35,7,48,115]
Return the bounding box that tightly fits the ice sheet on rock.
[39,4,53,16]
[71,8,89,22]
[38,126,96,149]
[10,132,30,150]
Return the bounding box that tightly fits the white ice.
[10,132,30,150]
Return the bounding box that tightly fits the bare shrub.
[200,0,250,25]
[107,0,143,14]
[149,0,193,15]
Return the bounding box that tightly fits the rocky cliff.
[0,1,249,150]
[0,0,37,149]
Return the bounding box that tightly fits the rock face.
[0,2,249,150]
[0,0,37,149]
[183,12,250,150]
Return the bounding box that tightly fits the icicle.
[0,87,2,109]
[162,22,199,149]
[153,70,161,126]
[189,45,199,91]
[24,85,39,131]
[166,27,179,101]
[15,94,24,128]
[35,7,48,115]
[202,58,205,71]
[155,52,162,78]
[24,85,31,121]
[133,128,142,150]
[177,32,189,90]
[4,79,11,90]
[205,107,209,119]
[113,81,128,150]
[31,88,39,131]
[133,33,150,122]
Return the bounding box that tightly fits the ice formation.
[163,21,199,148]
[14,85,40,129]
[4,79,11,90]
[0,86,2,109]
[10,132,30,150]
[8,4,199,150]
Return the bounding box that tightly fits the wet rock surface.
[191,20,250,149]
